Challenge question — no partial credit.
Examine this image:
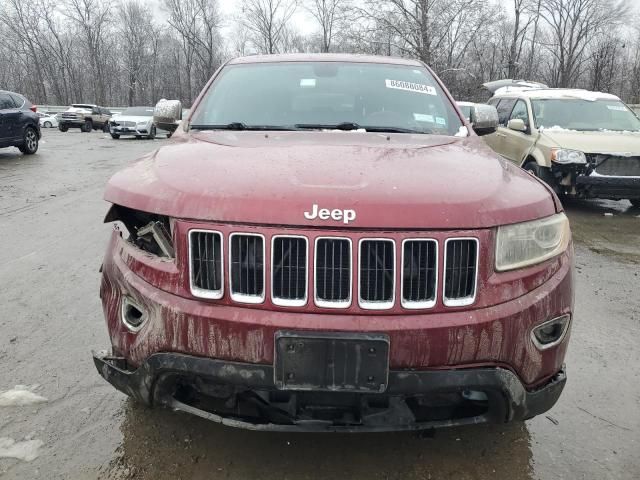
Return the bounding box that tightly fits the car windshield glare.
[190,62,463,136]
[532,99,640,132]
[121,107,154,117]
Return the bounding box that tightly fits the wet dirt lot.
[1,130,639,480]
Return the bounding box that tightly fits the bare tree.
[540,0,628,87]
[304,0,348,53]
[63,0,112,104]
[241,0,298,54]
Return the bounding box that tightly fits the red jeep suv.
[94,54,573,432]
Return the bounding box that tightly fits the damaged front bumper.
[93,350,566,432]
[575,174,640,200]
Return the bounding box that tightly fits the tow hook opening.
[121,296,146,331]
[531,314,571,350]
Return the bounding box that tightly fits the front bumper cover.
[93,350,566,432]
[575,174,640,199]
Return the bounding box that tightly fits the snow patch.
[455,125,469,137]
[0,386,48,407]
[0,438,44,462]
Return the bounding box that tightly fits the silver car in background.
[109,107,157,139]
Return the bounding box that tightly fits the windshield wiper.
[294,122,421,134]
[191,122,296,131]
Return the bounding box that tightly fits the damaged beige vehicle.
[483,86,640,207]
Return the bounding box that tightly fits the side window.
[495,98,516,127]
[509,100,529,127]
[0,93,16,110]
[487,98,500,107]
[9,94,25,109]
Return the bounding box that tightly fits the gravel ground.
[1,130,639,479]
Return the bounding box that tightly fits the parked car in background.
[484,87,640,207]
[58,104,111,132]
[109,107,157,139]
[0,89,40,154]
[94,54,573,433]
[37,112,59,128]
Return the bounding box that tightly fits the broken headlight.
[495,213,570,271]
[105,205,174,258]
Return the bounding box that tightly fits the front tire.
[110,133,120,139]
[82,119,93,132]
[59,124,69,132]
[44,121,52,128]
[524,162,559,194]
[19,127,39,155]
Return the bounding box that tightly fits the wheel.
[148,126,156,139]
[524,162,559,194]
[44,121,52,128]
[110,133,120,139]
[82,119,93,132]
[18,127,39,155]
[166,131,173,139]
[58,124,68,132]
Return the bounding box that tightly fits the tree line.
[1,0,638,108]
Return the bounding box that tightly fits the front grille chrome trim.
[443,237,479,307]
[188,229,224,300]
[271,235,308,307]
[358,238,396,310]
[229,232,266,304]
[313,236,352,309]
[400,238,438,309]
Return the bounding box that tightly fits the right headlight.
[551,148,586,164]
[495,213,570,271]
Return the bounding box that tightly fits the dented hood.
[104,131,556,229]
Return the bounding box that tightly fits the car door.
[0,93,19,145]
[483,97,516,157]
[502,99,535,164]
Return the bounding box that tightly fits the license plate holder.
[274,331,390,393]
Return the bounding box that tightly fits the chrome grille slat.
[443,238,478,306]
[359,239,394,309]
[230,233,265,302]
[189,230,223,299]
[402,239,437,308]
[272,236,307,306]
[315,238,351,307]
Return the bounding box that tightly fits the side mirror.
[507,118,527,132]
[470,104,498,136]
[153,99,182,134]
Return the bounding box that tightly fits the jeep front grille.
[272,236,307,306]
[593,155,640,177]
[359,239,395,309]
[314,238,351,307]
[189,230,223,299]
[402,239,437,308]
[187,229,479,309]
[443,238,478,306]
[230,233,265,303]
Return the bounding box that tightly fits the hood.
[541,129,640,154]
[66,106,92,113]
[112,115,153,123]
[105,131,557,229]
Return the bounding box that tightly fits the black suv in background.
[0,90,40,154]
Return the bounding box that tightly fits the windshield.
[190,62,463,135]
[121,107,154,116]
[532,99,640,132]
[72,104,94,109]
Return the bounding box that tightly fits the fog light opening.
[531,314,570,350]
[121,296,147,331]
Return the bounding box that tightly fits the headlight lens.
[551,148,586,164]
[495,213,570,271]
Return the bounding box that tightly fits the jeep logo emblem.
[304,204,356,224]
